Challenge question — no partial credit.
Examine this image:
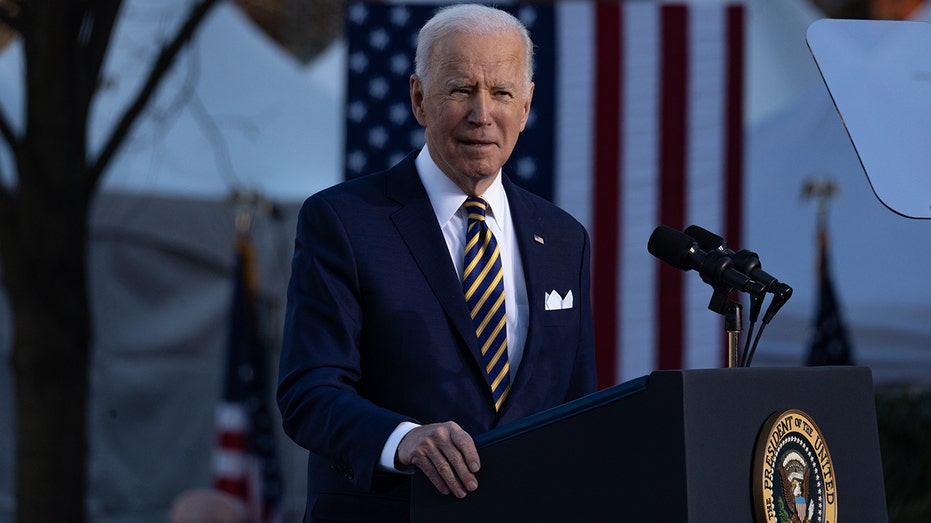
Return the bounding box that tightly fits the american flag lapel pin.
[533,234,545,245]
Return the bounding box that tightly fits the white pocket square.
[544,290,573,310]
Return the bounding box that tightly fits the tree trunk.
[0,2,217,519]
[6,198,91,522]
[4,2,97,518]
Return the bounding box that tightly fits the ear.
[410,75,427,126]
[519,82,535,132]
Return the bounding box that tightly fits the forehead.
[430,30,527,82]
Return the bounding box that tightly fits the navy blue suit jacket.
[278,151,596,521]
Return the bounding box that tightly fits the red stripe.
[592,3,622,389]
[656,5,688,371]
[724,5,745,249]
[218,431,248,450]
[722,5,745,366]
[215,477,249,498]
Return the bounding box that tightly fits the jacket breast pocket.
[542,306,579,327]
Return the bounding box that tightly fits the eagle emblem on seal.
[779,451,814,523]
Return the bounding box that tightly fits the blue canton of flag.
[344,2,556,201]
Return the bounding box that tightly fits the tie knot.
[464,197,488,222]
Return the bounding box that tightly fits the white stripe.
[553,2,742,384]
[215,402,250,431]
[554,1,595,229]
[684,4,729,370]
[213,447,248,478]
[619,2,661,382]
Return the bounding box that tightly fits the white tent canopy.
[0,1,344,200]
[745,2,931,381]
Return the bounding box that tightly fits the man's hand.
[396,421,480,498]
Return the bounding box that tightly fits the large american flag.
[344,1,746,387]
[344,2,556,199]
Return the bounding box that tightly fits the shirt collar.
[416,144,506,224]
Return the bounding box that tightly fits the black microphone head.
[684,224,726,252]
[648,225,695,271]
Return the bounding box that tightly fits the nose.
[467,91,492,126]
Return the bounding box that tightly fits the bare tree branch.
[0,104,13,224]
[188,90,241,188]
[81,1,122,106]
[87,0,221,196]
[0,0,16,146]
[0,103,15,152]
[0,102,17,201]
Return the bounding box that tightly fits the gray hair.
[414,4,534,92]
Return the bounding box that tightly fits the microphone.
[683,226,776,289]
[647,225,765,296]
[683,224,793,324]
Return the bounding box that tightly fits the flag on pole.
[807,229,854,366]
[344,1,746,388]
[213,233,283,522]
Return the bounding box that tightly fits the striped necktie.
[463,197,511,411]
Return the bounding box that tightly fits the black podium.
[410,366,887,521]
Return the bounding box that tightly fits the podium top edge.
[474,367,873,449]
[475,375,648,448]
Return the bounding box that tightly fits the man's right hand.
[396,421,480,498]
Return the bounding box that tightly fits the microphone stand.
[725,301,742,368]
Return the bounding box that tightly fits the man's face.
[410,29,534,195]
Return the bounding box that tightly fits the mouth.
[459,139,497,149]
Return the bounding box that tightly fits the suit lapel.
[385,156,486,372]
[385,158,551,416]
[499,176,546,419]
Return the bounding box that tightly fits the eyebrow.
[443,79,520,91]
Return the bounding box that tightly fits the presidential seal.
[753,409,837,523]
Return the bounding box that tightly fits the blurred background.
[0,0,929,521]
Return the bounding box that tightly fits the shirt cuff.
[378,421,420,473]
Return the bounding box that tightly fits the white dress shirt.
[416,144,529,370]
[379,145,530,471]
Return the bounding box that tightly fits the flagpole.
[801,177,839,281]
[725,301,742,368]
[214,188,285,520]
[801,176,854,367]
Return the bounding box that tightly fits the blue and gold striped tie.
[463,197,510,411]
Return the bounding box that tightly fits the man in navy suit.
[277,4,596,521]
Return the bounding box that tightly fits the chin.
[464,164,501,179]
